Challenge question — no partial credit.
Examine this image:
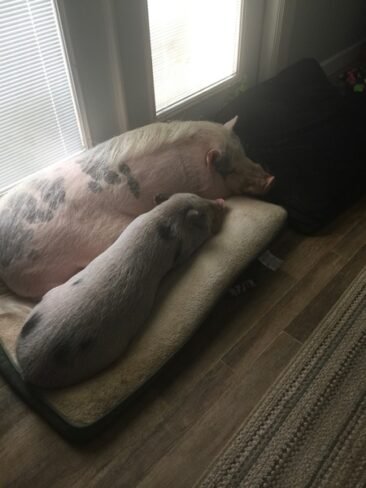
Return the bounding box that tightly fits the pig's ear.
[186,209,207,229]
[206,149,221,167]
[154,193,170,205]
[224,116,238,130]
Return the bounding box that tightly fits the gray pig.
[16,193,225,388]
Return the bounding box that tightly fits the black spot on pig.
[119,163,131,175]
[72,278,83,286]
[20,313,41,338]
[127,178,140,198]
[9,192,38,223]
[157,222,176,241]
[88,181,103,193]
[104,170,121,185]
[8,187,62,224]
[77,157,106,182]
[35,178,66,211]
[79,337,94,351]
[12,192,51,223]
[0,210,34,267]
[119,163,140,198]
[53,342,72,366]
[32,208,54,223]
[27,249,40,261]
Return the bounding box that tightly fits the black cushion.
[216,58,366,234]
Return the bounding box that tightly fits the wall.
[286,0,366,66]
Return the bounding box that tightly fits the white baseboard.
[321,40,366,75]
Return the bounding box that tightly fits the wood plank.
[148,266,295,409]
[333,220,366,259]
[222,251,344,372]
[0,381,170,488]
[85,361,236,487]
[137,332,301,488]
[269,197,366,280]
[0,380,29,439]
[286,245,366,343]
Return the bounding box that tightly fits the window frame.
[56,0,268,144]
[2,0,290,153]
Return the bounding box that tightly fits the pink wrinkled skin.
[0,117,274,298]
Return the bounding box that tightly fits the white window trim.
[56,0,130,146]
[258,0,298,81]
[55,0,92,148]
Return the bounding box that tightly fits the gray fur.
[16,193,225,388]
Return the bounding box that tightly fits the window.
[0,0,267,190]
[147,0,243,114]
[0,0,84,191]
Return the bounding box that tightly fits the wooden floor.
[1,195,366,488]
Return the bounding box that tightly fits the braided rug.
[198,267,366,488]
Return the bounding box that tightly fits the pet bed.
[0,197,286,442]
[216,58,366,234]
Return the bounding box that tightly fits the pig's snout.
[251,173,275,195]
[225,156,275,196]
[241,173,275,196]
[209,198,226,234]
[215,198,226,209]
[264,175,275,192]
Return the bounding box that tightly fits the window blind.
[147,0,242,113]
[0,0,84,191]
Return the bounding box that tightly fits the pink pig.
[0,117,274,299]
